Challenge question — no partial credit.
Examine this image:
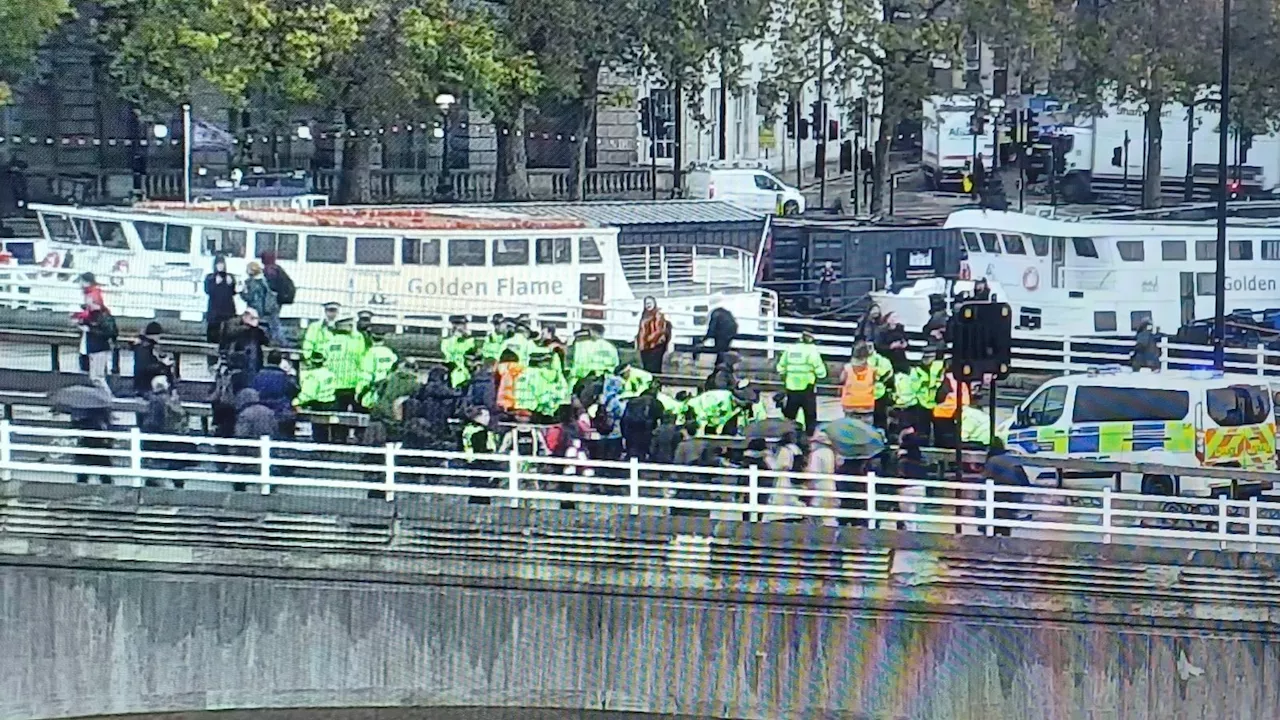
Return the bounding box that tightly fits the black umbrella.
[51,385,114,414]
[743,418,798,441]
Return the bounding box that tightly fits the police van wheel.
[1142,474,1176,497]
[783,201,800,216]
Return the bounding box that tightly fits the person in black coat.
[204,255,237,345]
[131,321,174,397]
[251,350,300,438]
[224,307,270,383]
[699,305,738,364]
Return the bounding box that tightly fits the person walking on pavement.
[302,302,340,361]
[777,330,827,432]
[817,261,839,309]
[240,261,282,345]
[203,256,237,346]
[635,296,672,373]
[698,302,738,365]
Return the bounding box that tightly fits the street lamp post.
[434,93,456,201]
[1213,0,1231,370]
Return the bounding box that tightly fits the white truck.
[921,96,995,191]
[1050,98,1280,203]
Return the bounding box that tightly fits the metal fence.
[4,422,1280,551]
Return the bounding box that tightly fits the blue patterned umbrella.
[822,417,886,459]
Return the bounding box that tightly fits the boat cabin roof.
[36,203,595,233]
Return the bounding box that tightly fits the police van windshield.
[1072,387,1189,423]
[1207,385,1270,426]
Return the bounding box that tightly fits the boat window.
[42,213,78,244]
[1229,240,1253,260]
[1161,240,1187,260]
[1093,310,1117,332]
[1262,240,1280,260]
[579,237,603,264]
[1021,384,1067,427]
[402,238,441,266]
[165,225,191,254]
[491,238,529,267]
[962,231,982,252]
[354,236,395,265]
[1072,387,1189,423]
[306,234,348,264]
[536,237,572,265]
[254,232,299,261]
[1001,234,1026,254]
[1029,235,1049,256]
[448,238,486,267]
[1196,272,1215,296]
[1207,385,1270,427]
[1130,310,1152,331]
[138,221,165,251]
[92,220,129,250]
[979,232,1001,253]
[202,228,247,258]
[1195,240,1216,261]
[73,218,98,246]
[1116,240,1144,261]
[1071,237,1098,258]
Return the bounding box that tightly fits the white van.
[998,366,1278,497]
[686,162,806,215]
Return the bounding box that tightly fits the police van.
[998,366,1278,497]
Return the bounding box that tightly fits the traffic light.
[948,301,1013,380]
[1025,109,1040,145]
[810,101,825,136]
[969,111,986,135]
[786,101,797,139]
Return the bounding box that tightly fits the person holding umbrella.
[52,385,116,484]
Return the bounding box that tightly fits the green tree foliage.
[98,0,532,203]
[1062,0,1219,208]
[515,0,647,199]
[0,0,73,104]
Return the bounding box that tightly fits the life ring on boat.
[109,260,128,286]
[958,261,971,280]
[1022,267,1040,291]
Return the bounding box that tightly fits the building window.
[1094,310,1117,332]
[1162,240,1187,261]
[709,88,722,155]
[1116,241,1144,261]
[646,89,675,160]
[1195,240,1216,261]
[1229,240,1253,260]
[734,88,749,158]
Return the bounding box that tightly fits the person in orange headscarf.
[635,296,671,374]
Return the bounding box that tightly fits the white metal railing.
[4,421,1280,550]
[6,274,1280,377]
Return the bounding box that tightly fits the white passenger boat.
[870,203,1280,337]
[15,200,771,341]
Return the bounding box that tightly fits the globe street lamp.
[435,93,457,201]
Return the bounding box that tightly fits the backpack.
[272,267,296,305]
[260,286,281,316]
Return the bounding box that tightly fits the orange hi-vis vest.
[497,362,523,411]
[841,364,876,413]
[933,374,971,418]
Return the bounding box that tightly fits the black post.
[794,100,802,189]
[1185,103,1196,203]
[1018,110,1026,212]
[817,20,827,209]
[988,376,998,448]
[1049,147,1058,206]
[852,137,860,215]
[1214,0,1231,371]
[992,115,1000,171]
[888,176,896,215]
[954,379,965,485]
[1122,130,1129,192]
